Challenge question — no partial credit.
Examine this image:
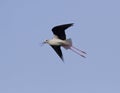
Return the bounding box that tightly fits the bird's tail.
[63,38,87,58]
[63,38,72,50]
[66,38,72,46]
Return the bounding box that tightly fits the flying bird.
[42,23,86,61]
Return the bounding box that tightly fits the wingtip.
[71,23,74,25]
[61,56,64,62]
[69,23,74,28]
[69,23,74,26]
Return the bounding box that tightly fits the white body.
[47,38,72,47]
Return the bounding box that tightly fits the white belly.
[48,39,64,45]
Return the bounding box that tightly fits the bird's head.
[42,40,49,44]
[40,40,49,46]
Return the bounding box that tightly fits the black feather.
[50,45,64,61]
[52,23,73,40]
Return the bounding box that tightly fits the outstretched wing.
[50,45,64,61]
[52,23,74,40]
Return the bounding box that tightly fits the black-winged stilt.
[42,23,86,61]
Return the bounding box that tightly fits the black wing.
[52,23,74,40]
[51,45,64,61]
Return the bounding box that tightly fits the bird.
[42,23,86,61]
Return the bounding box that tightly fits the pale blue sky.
[0,0,120,93]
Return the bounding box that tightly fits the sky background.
[0,0,120,93]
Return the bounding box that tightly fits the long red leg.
[71,46,87,54]
[70,47,86,58]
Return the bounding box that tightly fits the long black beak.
[42,41,46,44]
[40,41,46,46]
